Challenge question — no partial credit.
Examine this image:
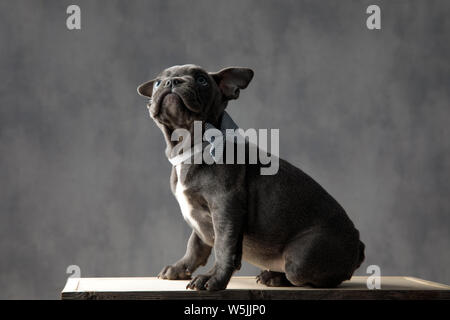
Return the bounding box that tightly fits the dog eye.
[196,76,208,86]
[154,80,161,88]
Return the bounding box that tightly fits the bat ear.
[210,67,254,100]
[137,80,155,98]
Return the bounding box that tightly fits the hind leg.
[256,270,293,287]
[283,230,359,288]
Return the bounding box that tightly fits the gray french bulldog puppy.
[137,64,365,291]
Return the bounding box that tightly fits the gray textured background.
[0,0,449,299]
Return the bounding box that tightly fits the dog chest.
[175,180,200,230]
[174,165,212,240]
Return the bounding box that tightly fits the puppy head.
[137,64,253,130]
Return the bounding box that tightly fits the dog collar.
[168,141,208,167]
[204,111,239,162]
[168,111,240,166]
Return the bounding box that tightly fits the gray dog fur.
[137,64,365,291]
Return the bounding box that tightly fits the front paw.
[186,269,230,291]
[158,263,192,280]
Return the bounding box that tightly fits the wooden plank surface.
[61,276,450,300]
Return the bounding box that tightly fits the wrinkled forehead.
[158,64,207,78]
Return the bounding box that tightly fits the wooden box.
[61,276,450,300]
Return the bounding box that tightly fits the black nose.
[164,78,183,88]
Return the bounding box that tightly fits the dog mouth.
[147,90,169,116]
[146,91,183,120]
[154,91,188,112]
[148,86,201,122]
[161,92,183,106]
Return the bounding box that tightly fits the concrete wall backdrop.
[0,0,449,299]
